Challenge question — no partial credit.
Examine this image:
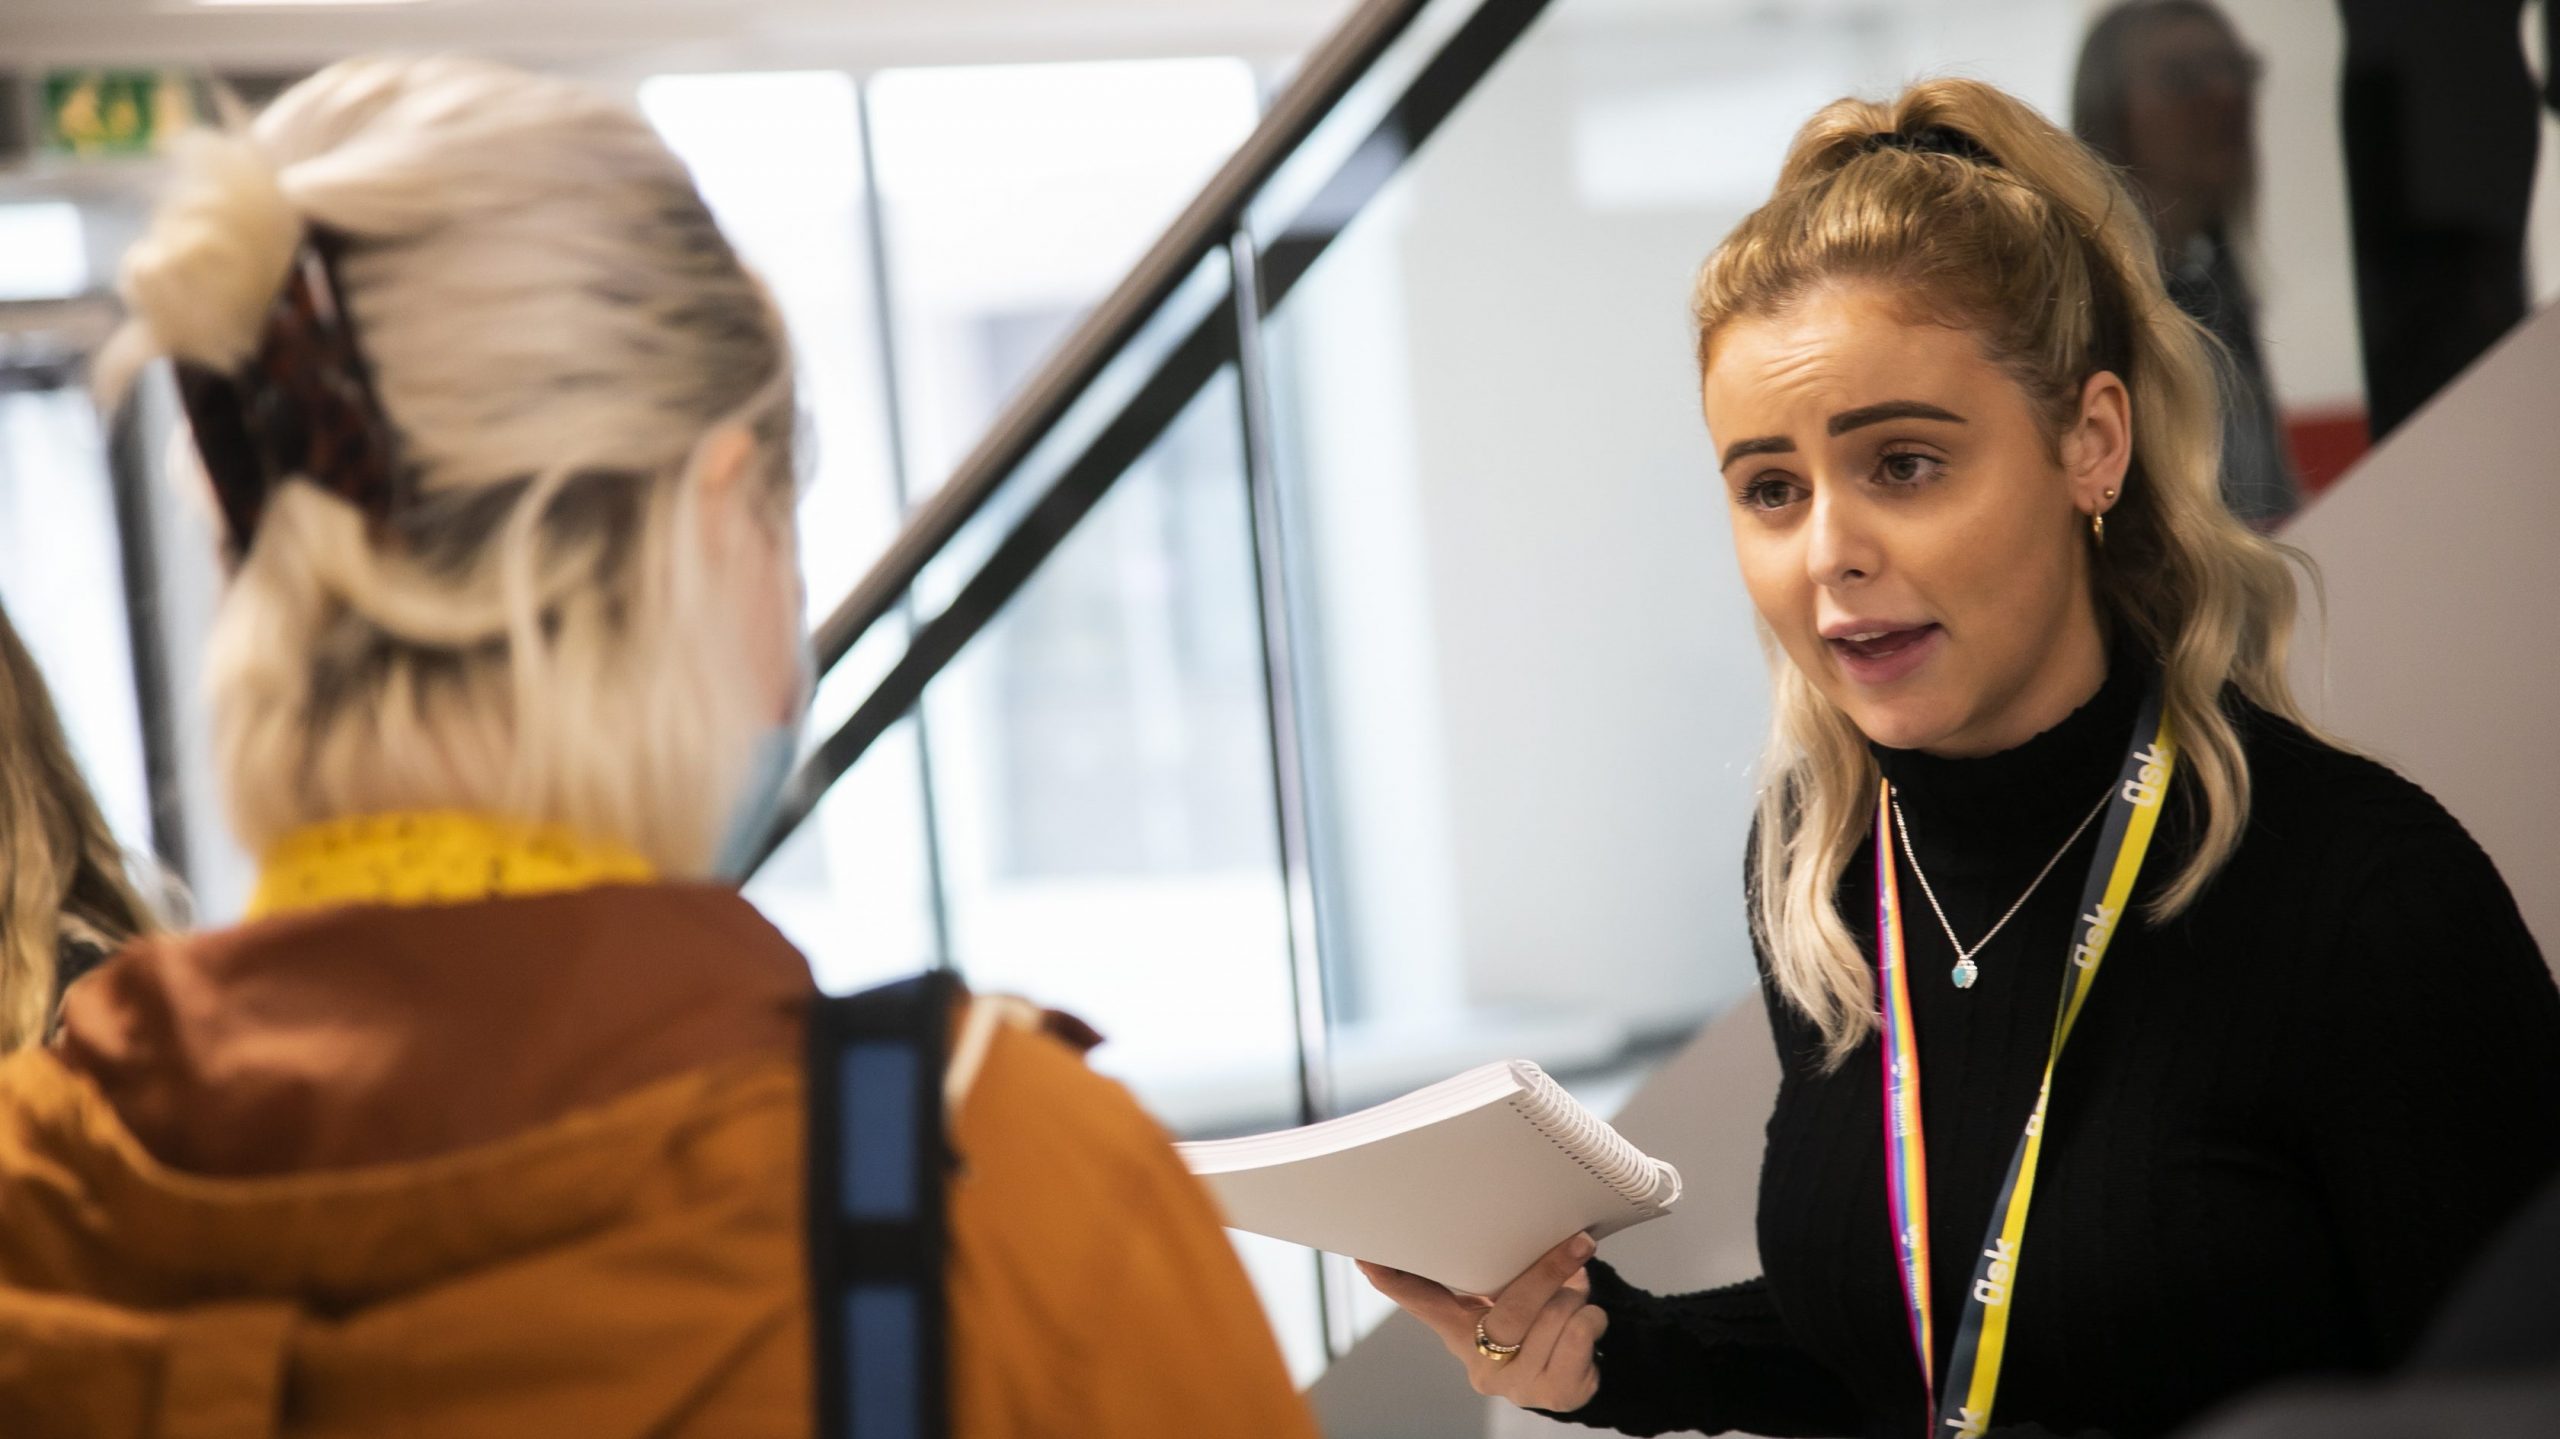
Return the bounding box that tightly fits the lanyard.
[1876,684,2175,1438]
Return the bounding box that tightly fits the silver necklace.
[1890,785,2111,990]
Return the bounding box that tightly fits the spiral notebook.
[1175,1060,1683,1295]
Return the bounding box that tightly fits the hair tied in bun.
[173,225,406,561]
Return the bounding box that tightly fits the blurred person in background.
[1362,75,2559,1439]
[2074,0,2299,529]
[0,597,155,1048]
[0,56,1314,1439]
[2333,0,2557,439]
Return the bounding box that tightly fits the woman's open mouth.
[1825,623,1943,685]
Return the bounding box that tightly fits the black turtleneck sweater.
[1553,664,2560,1439]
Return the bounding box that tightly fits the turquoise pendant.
[1952,958,1979,989]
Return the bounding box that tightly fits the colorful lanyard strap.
[1876,683,2175,1438]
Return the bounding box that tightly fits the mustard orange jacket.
[0,886,1318,1439]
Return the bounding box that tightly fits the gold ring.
[1474,1318,1523,1364]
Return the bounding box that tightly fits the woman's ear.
[687,422,806,725]
[698,423,757,496]
[691,423,763,560]
[2063,370,2134,516]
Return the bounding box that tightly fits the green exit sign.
[41,71,200,157]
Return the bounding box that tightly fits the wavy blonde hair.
[100,57,798,875]
[1701,79,2312,1065]
[0,602,154,1049]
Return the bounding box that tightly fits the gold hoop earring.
[2090,512,2107,547]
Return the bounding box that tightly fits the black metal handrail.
[756,0,1557,866]
[803,0,1434,681]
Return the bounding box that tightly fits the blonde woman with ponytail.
[0,599,154,1051]
[1362,78,2560,1439]
[0,57,1314,1439]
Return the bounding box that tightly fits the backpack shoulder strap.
[807,968,959,1439]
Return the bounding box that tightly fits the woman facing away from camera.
[1362,78,2560,1439]
[0,599,156,1048]
[0,57,1315,1439]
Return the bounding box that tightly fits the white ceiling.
[0,0,1363,74]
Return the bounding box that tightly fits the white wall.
[2284,301,2560,962]
[1274,28,1777,1050]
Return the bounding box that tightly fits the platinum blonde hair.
[1698,79,2314,1066]
[100,56,798,875]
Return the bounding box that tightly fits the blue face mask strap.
[713,721,803,881]
[807,969,957,1439]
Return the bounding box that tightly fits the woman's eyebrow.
[1720,401,1969,468]
[1719,435,1795,469]
[1830,400,1966,434]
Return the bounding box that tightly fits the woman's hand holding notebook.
[1175,1059,1681,1295]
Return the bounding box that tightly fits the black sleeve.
[1538,1258,2120,1438]
[1530,1264,1865,1437]
[2284,812,2560,1364]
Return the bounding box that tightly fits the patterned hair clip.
[173,226,404,561]
[1859,126,2001,169]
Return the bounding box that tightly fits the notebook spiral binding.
[1504,1061,1670,1211]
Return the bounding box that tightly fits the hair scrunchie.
[172,226,406,561]
[1859,125,2002,168]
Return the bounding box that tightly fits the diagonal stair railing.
[753,0,1555,873]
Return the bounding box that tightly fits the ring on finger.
[1474,1318,1524,1364]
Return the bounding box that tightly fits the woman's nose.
[1803,489,1880,590]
